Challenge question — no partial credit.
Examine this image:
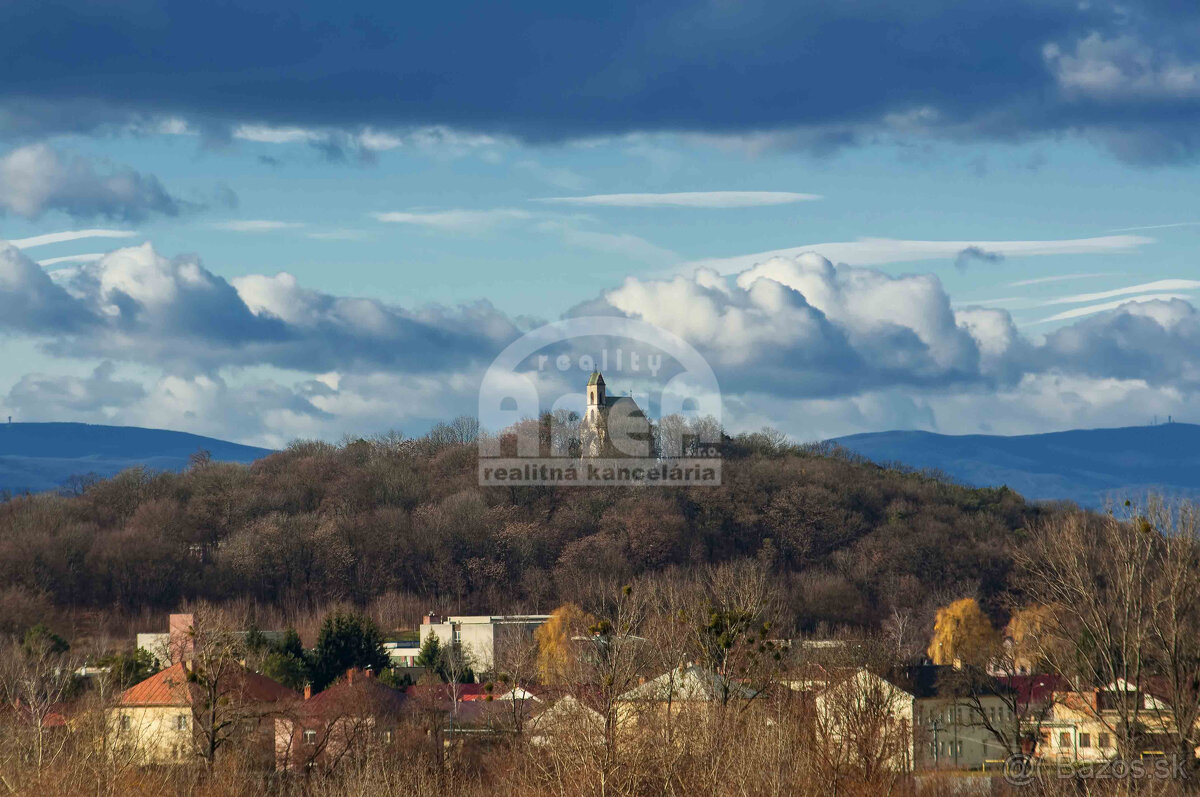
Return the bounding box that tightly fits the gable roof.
[119,662,298,707]
[618,665,755,702]
[300,674,406,719]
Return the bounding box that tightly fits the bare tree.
[1014,501,1200,768]
[1139,499,1200,780]
[491,627,542,736]
[184,609,291,769]
[0,631,79,773]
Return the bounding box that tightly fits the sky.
[2,0,1200,448]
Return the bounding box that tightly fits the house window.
[174,714,189,731]
[119,715,131,731]
[956,741,963,756]
[303,729,317,745]
[383,730,393,743]
[1079,733,1091,749]
[1099,733,1111,749]
[1059,732,1071,748]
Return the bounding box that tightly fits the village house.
[897,665,1015,770]
[529,693,605,747]
[110,661,297,766]
[1036,680,1179,762]
[615,664,756,731]
[275,668,406,771]
[793,666,916,772]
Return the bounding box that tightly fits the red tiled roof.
[120,662,298,707]
[1000,673,1070,708]
[403,683,491,704]
[301,676,407,719]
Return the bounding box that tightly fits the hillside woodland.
[0,420,1036,644]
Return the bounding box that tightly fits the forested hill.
[0,432,1040,635]
[0,422,272,495]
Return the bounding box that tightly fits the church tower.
[586,371,606,411]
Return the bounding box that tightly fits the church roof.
[587,371,605,386]
[604,395,642,413]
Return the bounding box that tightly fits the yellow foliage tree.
[1005,604,1052,673]
[535,603,596,684]
[928,598,998,666]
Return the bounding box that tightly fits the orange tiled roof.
[120,661,298,707]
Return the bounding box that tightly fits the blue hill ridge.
[0,422,273,495]
[831,423,1200,508]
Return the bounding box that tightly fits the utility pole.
[953,701,960,767]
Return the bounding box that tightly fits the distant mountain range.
[0,422,272,495]
[831,423,1200,508]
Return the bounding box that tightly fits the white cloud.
[1007,272,1113,287]
[0,144,184,221]
[1108,221,1200,232]
[10,229,137,249]
[1045,34,1200,100]
[233,124,321,144]
[536,191,821,208]
[601,253,986,394]
[212,219,305,232]
[36,253,105,267]
[1040,279,1200,306]
[231,124,508,160]
[357,129,405,152]
[685,235,1152,273]
[1033,293,1194,324]
[372,208,533,232]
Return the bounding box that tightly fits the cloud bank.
[3,2,1200,163]
[4,237,1200,446]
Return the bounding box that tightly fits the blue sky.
[2,0,1200,446]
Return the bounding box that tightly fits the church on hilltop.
[579,371,652,458]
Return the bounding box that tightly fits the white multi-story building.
[419,613,550,674]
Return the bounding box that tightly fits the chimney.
[304,684,312,700]
[347,668,356,685]
[168,613,195,665]
[423,612,441,625]
[365,667,374,679]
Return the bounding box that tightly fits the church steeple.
[587,371,606,407]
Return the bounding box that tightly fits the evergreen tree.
[310,612,390,691]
